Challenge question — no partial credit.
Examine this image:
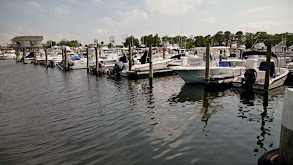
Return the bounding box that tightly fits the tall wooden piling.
[87,47,89,73]
[205,43,210,84]
[62,48,65,67]
[149,45,153,87]
[279,88,293,165]
[45,49,48,68]
[264,42,271,94]
[128,44,132,71]
[15,50,19,63]
[95,46,99,75]
[23,51,26,63]
[33,49,37,65]
[65,48,68,71]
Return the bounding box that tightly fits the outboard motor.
[108,61,125,75]
[243,69,257,88]
[139,51,149,64]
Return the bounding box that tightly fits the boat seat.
[188,57,202,66]
[256,71,266,81]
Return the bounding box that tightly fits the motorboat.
[0,49,16,60]
[127,50,173,72]
[99,48,119,68]
[23,52,40,64]
[107,49,173,76]
[232,51,289,90]
[172,47,246,84]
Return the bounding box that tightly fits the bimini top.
[242,51,277,58]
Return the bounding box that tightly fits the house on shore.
[9,36,43,52]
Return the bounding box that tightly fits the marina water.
[0,61,287,165]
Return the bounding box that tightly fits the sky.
[0,0,292,45]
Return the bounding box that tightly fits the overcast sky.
[0,0,292,45]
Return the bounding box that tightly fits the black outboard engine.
[108,61,125,75]
[243,69,257,88]
[139,51,149,64]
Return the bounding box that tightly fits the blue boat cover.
[71,56,80,61]
[219,62,227,67]
[259,62,275,77]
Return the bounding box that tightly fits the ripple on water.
[0,61,287,165]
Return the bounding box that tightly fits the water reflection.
[169,84,226,127]
[235,87,285,154]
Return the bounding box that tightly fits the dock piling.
[62,48,65,67]
[15,50,19,63]
[45,49,48,68]
[87,47,89,73]
[149,45,153,87]
[95,46,99,75]
[128,43,132,71]
[205,43,211,85]
[65,48,68,71]
[279,88,293,165]
[23,51,26,63]
[33,49,37,65]
[264,42,271,95]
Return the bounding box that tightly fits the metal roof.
[11,36,43,41]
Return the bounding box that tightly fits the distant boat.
[0,49,16,60]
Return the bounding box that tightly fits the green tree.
[185,43,195,49]
[245,32,254,48]
[235,31,244,44]
[45,40,56,48]
[224,31,232,46]
[213,31,224,46]
[162,35,171,43]
[123,36,139,47]
[195,36,208,47]
[57,39,78,47]
[142,34,160,46]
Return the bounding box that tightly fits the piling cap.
[282,88,293,131]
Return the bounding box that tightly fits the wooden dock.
[127,69,175,79]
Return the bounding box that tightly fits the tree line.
[125,31,293,49]
[44,31,293,49]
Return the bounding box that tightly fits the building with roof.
[9,36,43,51]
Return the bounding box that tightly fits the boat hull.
[132,59,172,71]
[0,56,12,60]
[173,67,244,84]
[232,68,289,90]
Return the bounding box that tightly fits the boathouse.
[9,36,43,51]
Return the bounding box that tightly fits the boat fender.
[258,148,278,165]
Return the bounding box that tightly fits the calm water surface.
[0,61,288,165]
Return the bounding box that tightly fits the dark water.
[0,61,288,165]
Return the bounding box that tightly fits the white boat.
[99,49,118,68]
[173,65,245,84]
[108,49,174,76]
[172,47,246,84]
[232,52,289,90]
[129,50,173,72]
[0,49,16,60]
[23,52,40,64]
